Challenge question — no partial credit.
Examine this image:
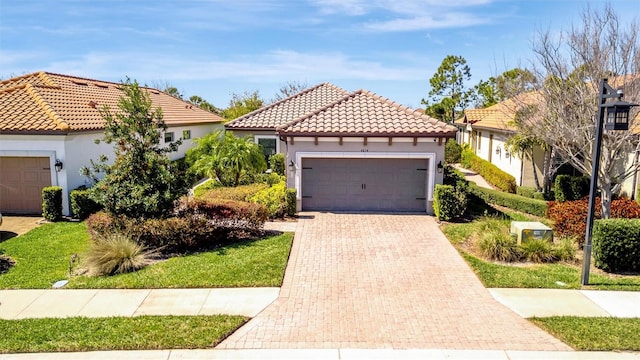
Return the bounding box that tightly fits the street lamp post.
[581,78,638,286]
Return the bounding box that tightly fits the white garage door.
[301,158,428,212]
[0,157,52,214]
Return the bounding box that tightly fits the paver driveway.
[218,213,570,350]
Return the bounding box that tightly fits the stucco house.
[0,72,224,216]
[455,93,548,188]
[226,84,457,214]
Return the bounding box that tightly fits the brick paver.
[218,213,571,350]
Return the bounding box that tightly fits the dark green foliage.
[187,131,267,187]
[444,139,462,164]
[516,186,537,199]
[285,188,297,217]
[41,186,62,221]
[593,219,640,273]
[82,79,185,219]
[433,184,468,221]
[461,149,517,193]
[70,186,102,220]
[254,173,285,186]
[270,153,285,176]
[0,250,15,274]
[554,175,590,202]
[469,183,547,217]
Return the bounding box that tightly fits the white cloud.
[6,49,424,84]
[365,12,490,31]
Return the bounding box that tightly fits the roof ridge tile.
[24,83,70,131]
[276,90,357,131]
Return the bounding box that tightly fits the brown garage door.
[0,157,52,214]
[301,158,428,212]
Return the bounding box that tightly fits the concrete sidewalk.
[1,349,639,359]
[0,288,279,319]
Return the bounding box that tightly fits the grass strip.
[530,317,640,351]
[0,315,247,353]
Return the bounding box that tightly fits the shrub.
[41,186,63,221]
[516,186,537,199]
[70,186,102,220]
[174,197,268,231]
[444,139,462,164]
[553,236,577,262]
[285,188,297,217]
[533,192,546,201]
[433,184,467,221]
[520,239,555,263]
[198,183,269,201]
[254,172,286,186]
[478,230,521,262]
[250,182,286,219]
[192,179,222,198]
[593,219,640,273]
[85,233,158,276]
[546,197,640,244]
[469,183,547,217]
[270,153,286,176]
[461,149,516,193]
[0,251,15,274]
[554,175,590,202]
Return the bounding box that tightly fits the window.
[182,130,191,140]
[164,132,174,143]
[255,136,278,163]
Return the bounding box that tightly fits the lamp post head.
[604,99,638,131]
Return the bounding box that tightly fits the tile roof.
[455,92,542,132]
[225,82,350,130]
[0,72,224,134]
[277,89,458,137]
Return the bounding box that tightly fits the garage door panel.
[302,158,427,212]
[0,157,52,214]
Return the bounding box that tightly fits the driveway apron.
[218,213,570,350]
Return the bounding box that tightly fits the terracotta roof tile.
[225,83,350,130]
[277,90,457,137]
[455,92,542,132]
[0,72,224,134]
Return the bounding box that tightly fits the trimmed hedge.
[70,186,102,220]
[269,153,285,176]
[444,139,462,164]
[285,188,297,217]
[250,182,286,219]
[461,149,517,193]
[593,219,640,273]
[554,175,590,202]
[546,197,640,245]
[469,183,547,217]
[433,184,467,221]
[41,186,63,221]
[516,186,537,198]
[197,183,269,201]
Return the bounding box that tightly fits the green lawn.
[0,222,293,289]
[442,219,640,290]
[0,315,246,353]
[530,317,640,351]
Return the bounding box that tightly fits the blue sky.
[1,0,638,109]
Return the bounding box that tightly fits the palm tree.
[220,132,266,186]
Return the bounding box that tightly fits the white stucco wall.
[282,136,448,214]
[0,122,222,216]
[466,128,525,186]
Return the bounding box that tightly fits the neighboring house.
[0,72,224,216]
[455,93,548,188]
[227,84,457,214]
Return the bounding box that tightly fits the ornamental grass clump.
[478,230,521,262]
[521,238,556,263]
[85,233,158,276]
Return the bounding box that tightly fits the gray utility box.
[510,221,553,245]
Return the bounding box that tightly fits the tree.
[222,91,264,120]
[495,68,536,99]
[422,55,474,122]
[473,77,499,108]
[525,4,640,218]
[187,130,266,186]
[189,95,223,116]
[270,81,309,103]
[82,79,185,219]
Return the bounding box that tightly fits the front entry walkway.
[218,213,570,350]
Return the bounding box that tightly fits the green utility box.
[510,221,553,245]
